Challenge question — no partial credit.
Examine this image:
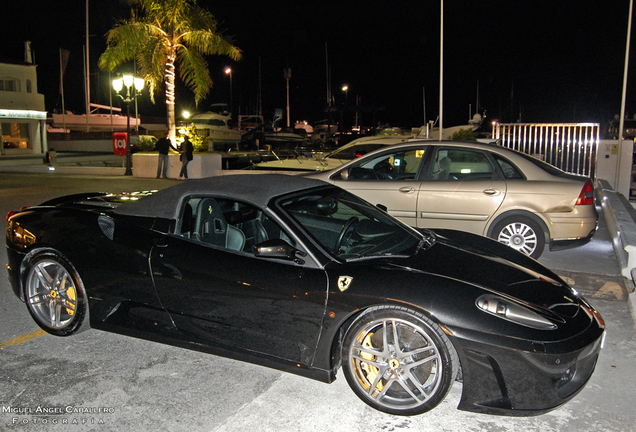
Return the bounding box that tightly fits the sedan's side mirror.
[339,168,350,180]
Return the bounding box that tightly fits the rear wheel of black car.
[23,250,89,336]
[342,306,458,415]
[491,216,545,259]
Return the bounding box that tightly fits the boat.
[190,104,242,151]
[51,104,140,132]
[245,135,415,172]
[419,113,484,140]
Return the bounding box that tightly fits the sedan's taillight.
[576,180,594,206]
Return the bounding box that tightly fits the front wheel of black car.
[342,306,458,415]
[491,216,545,259]
[23,250,89,336]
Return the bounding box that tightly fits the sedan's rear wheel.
[491,217,545,259]
[23,251,89,336]
[342,306,458,415]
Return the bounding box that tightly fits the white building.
[0,41,47,155]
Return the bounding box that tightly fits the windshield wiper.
[346,253,410,262]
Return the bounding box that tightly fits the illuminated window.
[1,122,30,149]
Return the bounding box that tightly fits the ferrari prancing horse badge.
[338,276,353,292]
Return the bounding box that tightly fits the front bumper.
[452,328,604,416]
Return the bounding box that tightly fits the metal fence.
[492,123,599,179]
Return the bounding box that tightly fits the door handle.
[483,188,500,196]
[398,186,415,193]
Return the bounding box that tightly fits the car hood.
[249,157,344,172]
[380,229,582,309]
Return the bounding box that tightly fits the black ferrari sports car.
[6,174,604,416]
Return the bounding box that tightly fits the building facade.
[0,43,47,155]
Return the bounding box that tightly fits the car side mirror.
[254,239,305,264]
[376,203,388,212]
[339,168,350,180]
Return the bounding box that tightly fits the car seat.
[437,157,451,180]
[194,198,245,251]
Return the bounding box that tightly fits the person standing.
[156,132,176,178]
[179,136,194,179]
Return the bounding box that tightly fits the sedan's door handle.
[398,186,415,193]
[483,188,501,196]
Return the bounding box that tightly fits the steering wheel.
[335,217,359,253]
[373,160,394,180]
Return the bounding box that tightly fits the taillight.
[6,206,31,221]
[576,180,594,206]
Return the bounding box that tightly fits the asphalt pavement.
[0,171,635,432]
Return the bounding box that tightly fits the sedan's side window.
[346,149,426,181]
[178,197,294,253]
[493,155,525,179]
[429,148,494,181]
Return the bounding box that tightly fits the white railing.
[492,123,600,179]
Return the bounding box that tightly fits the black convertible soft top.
[115,174,327,220]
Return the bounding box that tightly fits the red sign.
[113,132,128,156]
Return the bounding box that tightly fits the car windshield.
[277,187,423,260]
[323,143,389,162]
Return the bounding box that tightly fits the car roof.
[115,174,327,220]
[308,139,587,182]
[340,139,543,163]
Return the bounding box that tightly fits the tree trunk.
[165,52,177,143]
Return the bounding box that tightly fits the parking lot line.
[0,329,47,349]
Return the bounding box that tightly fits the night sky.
[3,0,635,131]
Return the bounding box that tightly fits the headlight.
[476,294,557,330]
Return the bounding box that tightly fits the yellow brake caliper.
[65,287,76,316]
[360,333,384,392]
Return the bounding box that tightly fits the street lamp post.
[225,67,233,114]
[284,68,292,128]
[112,74,144,175]
[341,85,349,135]
[341,85,349,103]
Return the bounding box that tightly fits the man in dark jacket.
[156,132,176,178]
[179,136,195,179]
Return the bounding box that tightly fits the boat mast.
[257,57,262,117]
[85,0,90,132]
[59,48,67,131]
[325,42,331,109]
[438,0,443,141]
[325,42,332,142]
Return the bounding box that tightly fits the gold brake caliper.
[65,287,76,316]
[359,333,384,392]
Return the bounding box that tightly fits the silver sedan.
[309,140,598,259]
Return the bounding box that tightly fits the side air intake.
[98,215,115,240]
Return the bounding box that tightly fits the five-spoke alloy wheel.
[23,250,89,336]
[342,306,458,415]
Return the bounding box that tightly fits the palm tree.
[98,0,242,141]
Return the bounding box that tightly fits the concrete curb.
[596,178,636,324]
[0,165,126,176]
[597,179,636,281]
